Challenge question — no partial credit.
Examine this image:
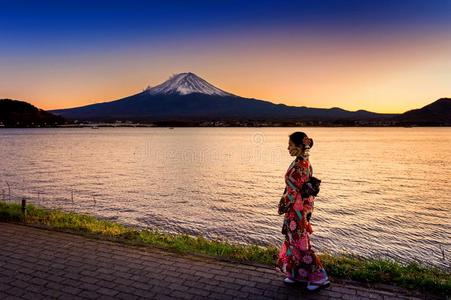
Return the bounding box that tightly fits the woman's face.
[288,139,302,156]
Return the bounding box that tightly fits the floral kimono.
[276,156,327,282]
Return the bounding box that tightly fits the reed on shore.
[0,201,449,296]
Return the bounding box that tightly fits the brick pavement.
[0,222,433,299]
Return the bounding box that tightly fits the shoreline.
[0,201,449,297]
[1,124,451,128]
[2,222,439,300]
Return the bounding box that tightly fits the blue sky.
[1,0,450,112]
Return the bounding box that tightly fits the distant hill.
[51,72,395,123]
[0,99,65,127]
[397,98,451,125]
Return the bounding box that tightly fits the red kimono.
[276,156,327,282]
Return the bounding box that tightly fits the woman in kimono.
[276,131,329,291]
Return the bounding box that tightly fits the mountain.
[396,98,451,125]
[51,73,393,123]
[0,99,65,127]
[146,72,234,97]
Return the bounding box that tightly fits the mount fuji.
[51,72,392,122]
[146,72,233,97]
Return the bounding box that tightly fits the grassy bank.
[0,201,449,296]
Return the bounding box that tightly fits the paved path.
[0,222,432,300]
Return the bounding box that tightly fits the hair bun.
[302,136,313,148]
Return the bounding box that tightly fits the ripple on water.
[1,127,450,267]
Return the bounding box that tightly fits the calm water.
[0,127,450,268]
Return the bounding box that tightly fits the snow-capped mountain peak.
[146,72,233,97]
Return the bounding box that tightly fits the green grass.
[0,201,449,296]
[321,253,450,296]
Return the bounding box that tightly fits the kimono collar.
[295,155,308,162]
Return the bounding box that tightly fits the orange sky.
[1,2,450,114]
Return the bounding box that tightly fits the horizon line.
[22,92,433,115]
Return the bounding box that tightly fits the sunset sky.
[1,0,450,113]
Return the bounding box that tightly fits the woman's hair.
[289,131,314,149]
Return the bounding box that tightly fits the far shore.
[1,123,450,128]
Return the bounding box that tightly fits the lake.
[0,127,450,268]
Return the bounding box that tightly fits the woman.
[276,131,329,291]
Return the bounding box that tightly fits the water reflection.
[0,127,450,268]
